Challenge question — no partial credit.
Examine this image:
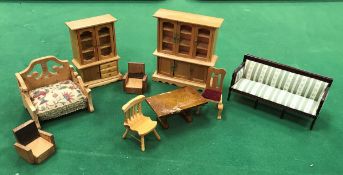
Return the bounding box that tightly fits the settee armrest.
[315,86,330,116]
[39,130,55,145]
[230,62,245,87]
[15,73,28,92]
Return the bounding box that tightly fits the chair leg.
[153,129,161,140]
[122,128,129,139]
[141,136,145,151]
[196,106,201,115]
[217,100,223,120]
[310,117,317,130]
[29,111,41,129]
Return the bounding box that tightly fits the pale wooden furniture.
[13,120,56,164]
[146,86,208,128]
[15,56,94,129]
[200,67,226,120]
[152,9,224,89]
[123,62,147,94]
[122,95,160,151]
[66,14,122,88]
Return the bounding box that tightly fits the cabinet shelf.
[196,42,209,50]
[197,33,210,38]
[81,48,95,54]
[99,33,110,38]
[179,39,190,46]
[99,44,112,49]
[81,37,93,42]
[180,30,191,35]
[163,27,174,32]
[162,37,173,44]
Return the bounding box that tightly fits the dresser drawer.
[100,67,117,74]
[101,71,118,78]
[100,61,117,69]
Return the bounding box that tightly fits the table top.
[145,86,208,118]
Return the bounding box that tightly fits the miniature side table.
[146,86,208,128]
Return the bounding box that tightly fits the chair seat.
[29,80,88,120]
[128,115,157,136]
[232,78,320,115]
[126,78,143,89]
[26,137,54,158]
[202,89,222,102]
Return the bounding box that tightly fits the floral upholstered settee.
[16,56,94,128]
[228,54,333,130]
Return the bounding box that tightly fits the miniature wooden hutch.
[66,14,122,88]
[152,9,224,89]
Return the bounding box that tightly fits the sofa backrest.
[242,55,333,101]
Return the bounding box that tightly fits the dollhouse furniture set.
[228,54,333,130]
[122,95,161,151]
[15,56,94,129]
[66,14,122,88]
[13,9,333,161]
[13,120,56,164]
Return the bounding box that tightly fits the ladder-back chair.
[121,95,160,151]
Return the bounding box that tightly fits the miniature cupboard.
[66,14,122,88]
[152,9,224,89]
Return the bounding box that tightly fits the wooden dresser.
[152,9,224,89]
[66,14,122,88]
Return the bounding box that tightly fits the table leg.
[181,110,192,123]
[157,117,169,129]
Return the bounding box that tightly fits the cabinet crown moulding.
[153,8,224,28]
[65,14,117,30]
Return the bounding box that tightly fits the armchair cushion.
[29,80,87,120]
[126,78,143,89]
[202,89,222,102]
[26,137,54,158]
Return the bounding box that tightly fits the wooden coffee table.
[146,86,208,128]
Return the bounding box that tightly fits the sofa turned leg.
[254,100,258,109]
[310,117,317,130]
[227,90,231,101]
[280,109,285,119]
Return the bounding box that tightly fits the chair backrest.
[205,67,226,92]
[17,56,72,90]
[13,120,40,145]
[122,95,146,125]
[128,62,145,78]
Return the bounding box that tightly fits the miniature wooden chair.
[122,95,160,151]
[15,56,94,128]
[123,62,147,94]
[200,67,226,119]
[13,120,56,164]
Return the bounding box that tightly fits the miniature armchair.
[15,56,94,129]
[200,67,226,119]
[121,95,160,151]
[13,120,56,164]
[122,62,147,94]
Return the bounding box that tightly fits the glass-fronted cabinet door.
[159,19,177,54]
[193,26,213,60]
[95,24,115,60]
[78,28,98,64]
[176,23,194,58]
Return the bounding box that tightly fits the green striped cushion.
[243,60,328,101]
[232,78,320,115]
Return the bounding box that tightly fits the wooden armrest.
[230,62,245,87]
[142,75,148,82]
[15,73,28,92]
[22,93,36,112]
[315,86,330,116]
[39,130,55,144]
[123,73,129,88]
[14,142,35,163]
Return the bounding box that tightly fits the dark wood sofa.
[227,54,333,130]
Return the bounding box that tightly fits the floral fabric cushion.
[29,80,87,120]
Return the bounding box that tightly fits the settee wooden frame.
[227,54,333,130]
[15,56,94,129]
